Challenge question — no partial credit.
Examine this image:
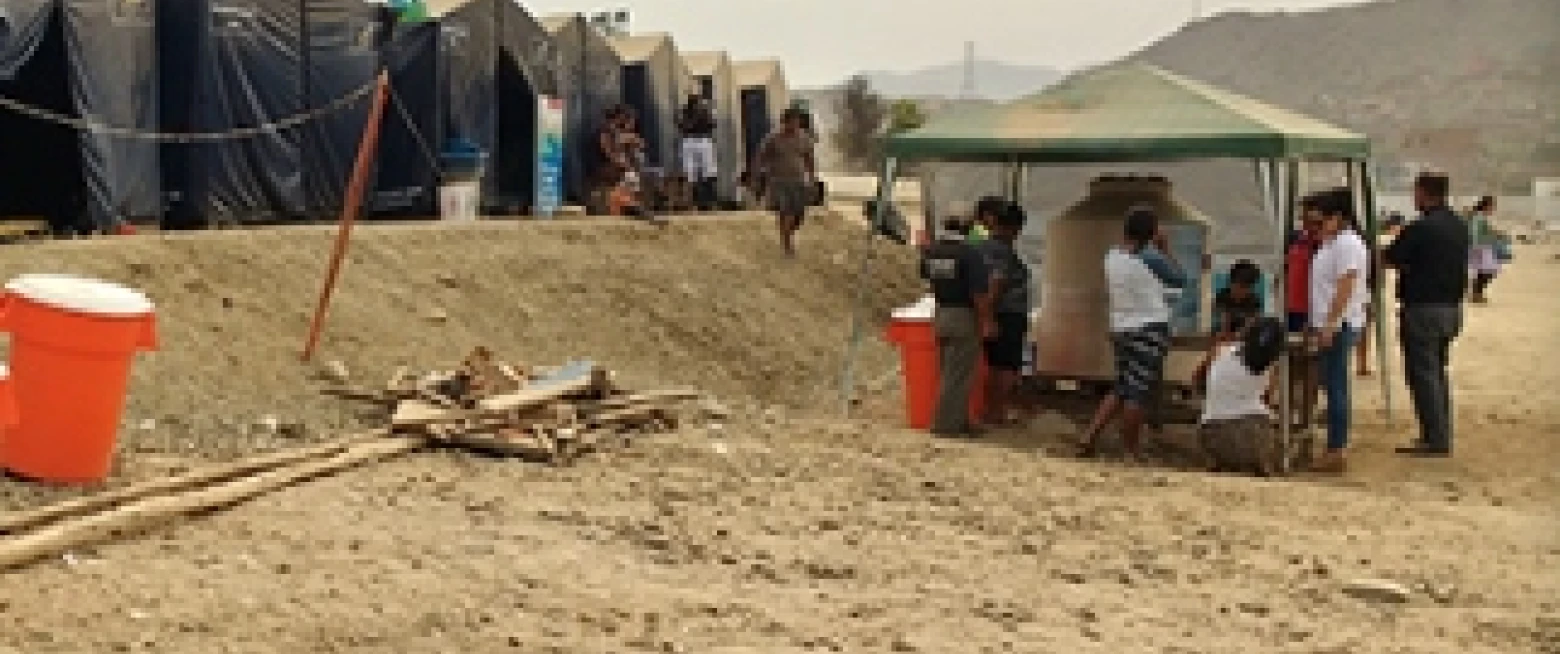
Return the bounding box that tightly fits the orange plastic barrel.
[0,365,17,436]
[885,311,987,430]
[0,274,157,485]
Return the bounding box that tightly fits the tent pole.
[1003,157,1025,202]
[840,156,901,417]
[1353,160,1393,424]
[302,71,391,362]
[1265,159,1293,472]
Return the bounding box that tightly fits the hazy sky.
[521,0,1374,86]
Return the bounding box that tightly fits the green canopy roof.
[885,63,1368,162]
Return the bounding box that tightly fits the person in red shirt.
[1284,198,1323,430]
[1285,200,1322,332]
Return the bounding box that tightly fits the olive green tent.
[845,63,1389,461]
[885,64,1368,162]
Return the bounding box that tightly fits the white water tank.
[1034,175,1211,380]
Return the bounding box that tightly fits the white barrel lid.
[891,295,937,321]
[5,274,154,316]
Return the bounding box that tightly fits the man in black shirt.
[977,201,1032,426]
[677,94,719,211]
[920,216,992,437]
[1383,173,1470,457]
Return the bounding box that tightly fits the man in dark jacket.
[1384,173,1470,457]
[677,94,719,211]
[920,215,993,437]
[977,201,1032,426]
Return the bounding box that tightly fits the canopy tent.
[373,0,562,216]
[850,63,1388,461]
[0,0,158,233]
[683,51,742,204]
[541,13,622,204]
[158,0,389,227]
[608,33,692,175]
[886,64,1368,163]
[733,59,788,169]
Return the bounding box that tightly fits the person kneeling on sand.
[1195,316,1287,476]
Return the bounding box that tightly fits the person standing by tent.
[1284,201,1323,429]
[1466,195,1502,303]
[920,215,993,437]
[677,94,719,211]
[1079,206,1187,461]
[1384,173,1469,458]
[1305,188,1371,473]
[977,200,1031,427]
[752,107,817,257]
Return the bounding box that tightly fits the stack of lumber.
[0,349,713,572]
[324,347,711,464]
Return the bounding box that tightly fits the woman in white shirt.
[1196,316,1286,476]
[1307,189,1371,473]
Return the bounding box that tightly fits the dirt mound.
[0,215,921,506]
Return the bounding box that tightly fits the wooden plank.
[0,433,383,536]
[0,436,422,572]
[477,361,601,413]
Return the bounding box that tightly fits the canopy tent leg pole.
[1263,159,1293,473]
[840,156,901,417]
[1003,158,1026,203]
[1289,159,1309,469]
[1351,159,1394,424]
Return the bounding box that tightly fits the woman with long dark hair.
[1196,317,1288,476]
[1467,195,1501,303]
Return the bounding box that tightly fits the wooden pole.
[302,70,392,362]
[0,437,422,572]
[0,433,382,535]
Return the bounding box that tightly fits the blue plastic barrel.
[440,138,486,182]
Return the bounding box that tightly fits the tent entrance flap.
[372,22,441,216]
[491,54,538,214]
[740,87,771,166]
[0,11,80,232]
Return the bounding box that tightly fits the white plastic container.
[891,295,936,321]
[4,274,155,316]
[438,181,480,221]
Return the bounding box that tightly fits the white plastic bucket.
[4,274,155,316]
[438,181,480,221]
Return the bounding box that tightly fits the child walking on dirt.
[751,108,817,257]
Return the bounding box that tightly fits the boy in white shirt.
[1306,188,1371,473]
[1078,206,1187,461]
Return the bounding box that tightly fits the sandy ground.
[0,216,1556,653]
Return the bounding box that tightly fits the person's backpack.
[1494,234,1514,263]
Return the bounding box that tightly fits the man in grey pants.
[1383,173,1470,457]
[920,215,992,437]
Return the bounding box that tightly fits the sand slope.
[0,221,1555,653]
[0,215,920,506]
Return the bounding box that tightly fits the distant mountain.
[1122,0,1559,192]
[854,59,1066,101]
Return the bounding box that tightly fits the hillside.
[1127,0,1560,192]
[858,59,1065,101]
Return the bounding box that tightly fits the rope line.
[386,82,442,173]
[0,77,379,142]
